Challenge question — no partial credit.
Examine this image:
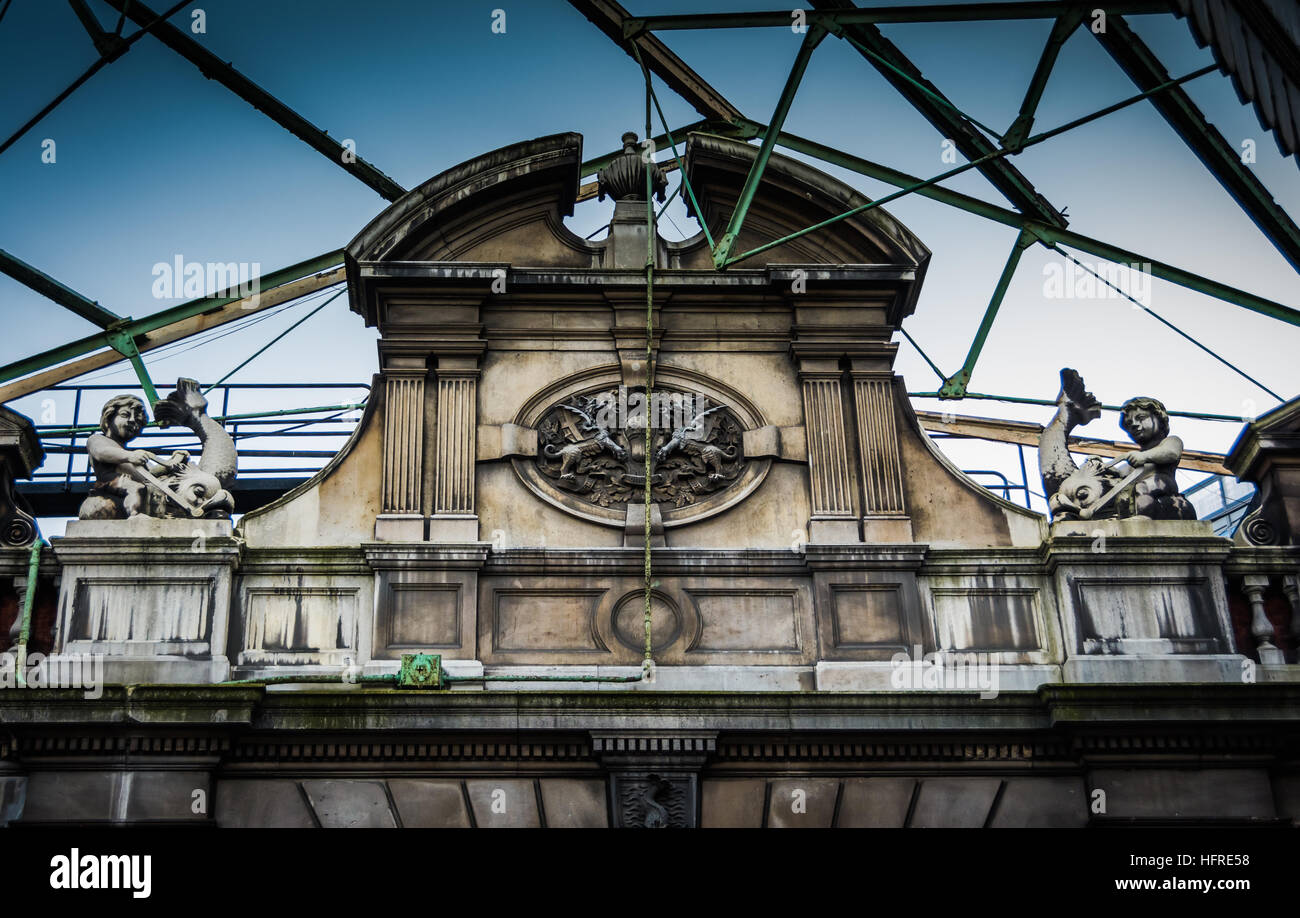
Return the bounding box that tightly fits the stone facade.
[2,132,1298,826]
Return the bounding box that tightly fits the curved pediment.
[345,133,598,323]
[346,130,931,325]
[676,133,930,274]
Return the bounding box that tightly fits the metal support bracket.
[1003,8,1085,151]
[104,326,160,407]
[713,25,828,268]
[939,228,1036,399]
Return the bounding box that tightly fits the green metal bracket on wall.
[397,653,443,688]
[104,327,160,407]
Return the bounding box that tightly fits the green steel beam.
[735,119,1029,226]
[0,249,344,386]
[1003,9,1084,150]
[908,391,1249,422]
[713,26,827,268]
[105,328,160,407]
[0,248,121,328]
[938,229,1035,398]
[715,68,1300,326]
[568,0,743,123]
[632,46,724,250]
[624,2,1170,34]
[839,32,1006,140]
[1094,15,1300,273]
[812,0,1067,227]
[67,0,126,57]
[1024,221,1300,327]
[729,122,1297,324]
[0,0,189,159]
[722,62,1218,267]
[98,0,407,202]
[749,122,1298,326]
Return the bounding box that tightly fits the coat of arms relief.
[534,387,746,510]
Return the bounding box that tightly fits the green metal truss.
[2,1,1296,412]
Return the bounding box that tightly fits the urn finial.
[597,132,668,203]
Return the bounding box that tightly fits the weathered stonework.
[7,131,1298,827]
[50,517,240,683]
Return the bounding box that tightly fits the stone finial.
[597,132,668,203]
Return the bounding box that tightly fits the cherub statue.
[79,395,190,519]
[1112,396,1195,520]
[1039,369,1195,522]
[77,382,238,520]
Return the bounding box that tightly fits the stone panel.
[829,584,907,648]
[493,589,607,653]
[123,771,212,822]
[0,777,25,827]
[301,779,397,828]
[22,771,213,825]
[1073,576,1224,652]
[766,778,838,828]
[837,777,916,827]
[814,568,925,662]
[1089,768,1275,820]
[386,583,461,648]
[216,779,316,828]
[22,771,119,822]
[988,777,1086,827]
[687,589,800,652]
[466,779,541,827]
[701,779,766,828]
[909,778,1002,827]
[932,587,1042,652]
[367,550,483,661]
[388,779,472,828]
[68,577,212,648]
[241,586,359,665]
[540,779,609,828]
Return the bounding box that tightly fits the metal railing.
[29,381,370,490]
[21,383,1253,536]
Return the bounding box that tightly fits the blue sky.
[2,0,1297,521]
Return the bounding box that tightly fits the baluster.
[1242,575,1284,664]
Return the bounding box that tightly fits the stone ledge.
[4,683,1298,734]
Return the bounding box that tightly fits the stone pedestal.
[50,518,240,684]
[1046,519,1241,683]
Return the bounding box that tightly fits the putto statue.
[79,378,237,520]
[1039,368,1195,522]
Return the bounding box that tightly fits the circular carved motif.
[534,386,746,512]
[612,590,681,653]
